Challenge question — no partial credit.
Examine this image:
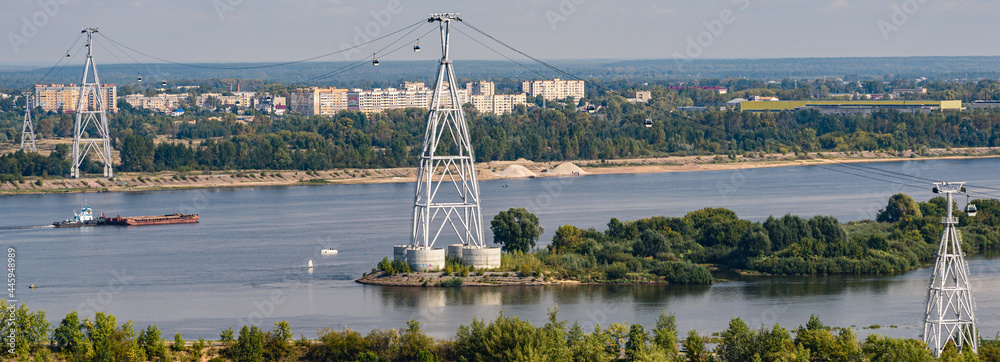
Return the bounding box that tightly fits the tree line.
[4,301,995,361]
[5,80,1000,178]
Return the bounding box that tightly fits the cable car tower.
[19,92,36,152]
[409,13,485,251]
[71,27,113,178]
[924,181,978,357]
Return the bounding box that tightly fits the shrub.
[171,332,186,352]
[605,262,628,280]
[438,277,464,287]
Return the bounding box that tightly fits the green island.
[3,302,997,361]
[361,194,1000,286]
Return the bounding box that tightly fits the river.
[2,158,999,339]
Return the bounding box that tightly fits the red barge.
[106,213,199,226]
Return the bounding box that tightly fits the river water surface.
[3,158,1000,339]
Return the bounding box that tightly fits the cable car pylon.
[399,13,500,272]
[71,27,114,179]
[19,92,36,152]
[924,181,978,357]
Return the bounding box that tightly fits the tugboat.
[53,206,106,227]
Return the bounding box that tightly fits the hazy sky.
[3,0,1000,66]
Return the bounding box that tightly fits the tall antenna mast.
[71,27,113,178]
[924,181,978,357]
[405,13,488,270]
[19,92,36,152]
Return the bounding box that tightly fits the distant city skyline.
[4,0,1000,67]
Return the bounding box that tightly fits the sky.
[3,0,1000,66]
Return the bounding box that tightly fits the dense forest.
[3,78,1000,179]
[461,194,1000,285]
[3,302,994,361]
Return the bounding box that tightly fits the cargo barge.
[106,213,199,226]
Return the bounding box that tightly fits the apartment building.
[521,78,585,102]
[34,84,118,113]
[290,81,526,115]
[124,94,186,112]
[289,87,348,116]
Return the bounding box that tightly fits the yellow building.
[738,100,962,114]
[34,84,118,113]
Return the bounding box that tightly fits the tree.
[549,224,585,253]
[398,320,435,361]
[877,193,922,223]
[118,134,156,172]
[633,229,670,258]
[1,302,51,356]
[233,325,265,362]
[53,311,90,358]
[652,310,679,356]
[624,324,649,361]
[83,313,143,362]
[171,332,186,352]
[682,329,708,362]
[738,229,772,258]
[861,335,933,362]
[490,208,543,253]
[264,321,292,361]
[138,324,167,361]
[716,318,753,361]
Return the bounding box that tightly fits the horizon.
[9,54,1000,69]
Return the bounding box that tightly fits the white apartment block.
[290,81,526,116]
[125,94,186,112]
[521,78,585,102]
[469,93,527,115]
[125,91,258,113]
[200,92,256,109]
[35,84,118,113]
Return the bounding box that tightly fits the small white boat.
[308,260,313,269]
[321,248,339,255]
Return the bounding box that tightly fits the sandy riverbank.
[2,147,998,196]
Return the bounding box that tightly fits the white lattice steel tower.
[410,13,485,250]
[71,28,113,178]
[924,182,977,357]
[20,92,36,152]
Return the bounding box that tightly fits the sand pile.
[550,162,587,175]
[514,158,534,164]
[498,165,536,178]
